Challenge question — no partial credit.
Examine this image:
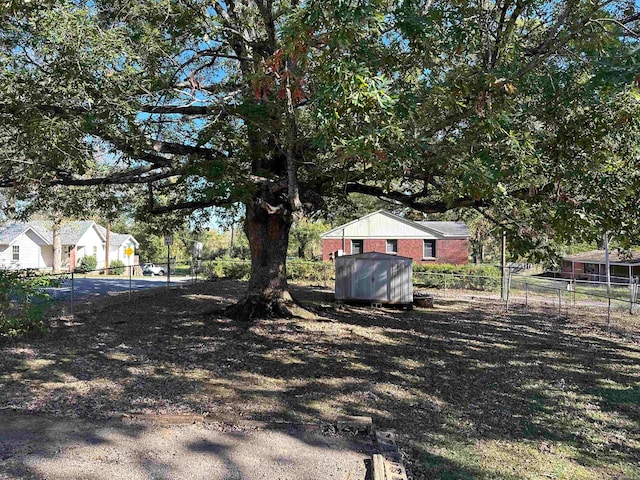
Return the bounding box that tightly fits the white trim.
[386,239,398,254]
[423,239,437,259]
[2,226,51,246]
[322,210,469,239]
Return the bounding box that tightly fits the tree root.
[225,293,316,322]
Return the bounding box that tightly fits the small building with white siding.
[335,252,413,306]
[0,220,139,271]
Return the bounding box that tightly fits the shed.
[335,252,413,306]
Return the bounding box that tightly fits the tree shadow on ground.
[1,280,639,479]
[0,411,369,480]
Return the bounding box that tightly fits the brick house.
[561,250,640,283]
[321,210,470,264]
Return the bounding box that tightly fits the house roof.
[28,220,101,244]
[0,222,51,245]
[322,210,471,239]
[0,220,137,247]
[95,225,139,247]
[563,249,640,266]
[416,221,471,237]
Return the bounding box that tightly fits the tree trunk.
[105,221,110,274]
[226,202,311,321]
[52,217,62,274]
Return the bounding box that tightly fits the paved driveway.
[0,413,370,480]
[48,276,193,302]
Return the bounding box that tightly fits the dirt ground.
[0,412,371,480]
[1,280,639,479]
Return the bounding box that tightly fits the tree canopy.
[1,0,639,317]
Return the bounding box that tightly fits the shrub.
[202,259,334,283]
[76,255,97,273]
[0,269,61,338]
[109,259,126,275]
[203,259,251,280]
[287,260,331,283]
[413,264,501,291]
[222,261,251,280]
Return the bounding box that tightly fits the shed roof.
[563,249,640,266]
[335,251,413,262]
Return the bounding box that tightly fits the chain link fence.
[414,270,638,330]
[3,261,638,336]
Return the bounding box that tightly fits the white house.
[0,220,139,271]
[0,224,52,270]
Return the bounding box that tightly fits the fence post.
[558,288,561,314]
[630,279,635,315]
[70,270,75,317]
[505,272,511,312]
[525,282,528,311]
[167,245,171,288]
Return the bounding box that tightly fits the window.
[423,240,436,258]
[92,246,98,258]
[584,263,599,275]
[351,239,363,255]
[386,239,398,254]
[12,245,19,261]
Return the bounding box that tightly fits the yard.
[1,280,639,479]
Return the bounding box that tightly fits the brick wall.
[322,238,469,264]
[322,239,346,260]
[434,239,469,264]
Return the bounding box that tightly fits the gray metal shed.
[335,252,413,306]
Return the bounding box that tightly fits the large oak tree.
[1,0,639,319]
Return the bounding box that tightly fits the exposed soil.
[1,280,639,479]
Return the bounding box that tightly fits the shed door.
[352,259,389,301]
[372,260,389,301]
[353,260,373,299]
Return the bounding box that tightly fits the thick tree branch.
[50,170,177,187]
[151,140,227,159]
[346,183,489,213]
[148,197,234,214]
[140,104,228,115]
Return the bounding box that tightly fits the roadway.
[48,275,194,301]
